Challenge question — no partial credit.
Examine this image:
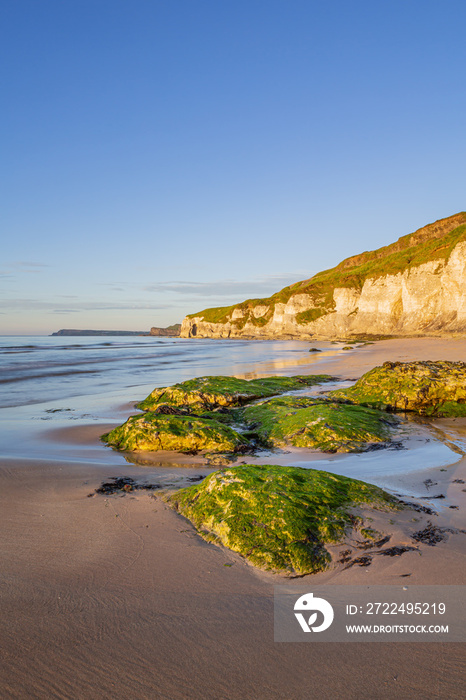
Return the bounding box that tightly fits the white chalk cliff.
[181,213,466,339]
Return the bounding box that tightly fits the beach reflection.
[235,348,343,379]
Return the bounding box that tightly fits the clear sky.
[1,0,465,335]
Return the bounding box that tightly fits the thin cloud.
[143,273,311,298]
[12,261,50,268]
[50,309,82,314]
[97,283,129,291]
[0,261,50,278]
[0,299,171,313]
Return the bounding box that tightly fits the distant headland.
[51,324,181,337]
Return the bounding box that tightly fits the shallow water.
[251,435,461,497]
[0,336,342,459]
[0,336,462,501]
[0,336,342,409]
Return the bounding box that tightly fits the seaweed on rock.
[168,464,400,575]
[136,374,334,413]
[102,414,251,454]
[241,396,398,452]
[329,361,466,417]
[102,374,400,455]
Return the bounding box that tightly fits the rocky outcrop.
[136,374,334,412]
[102,413,250,454]
[240,395,399,452]
[181,213,466,339]
[330,360,466,416]
[103,373,401,456]
[168,465,400,575]
[149,324,181,337]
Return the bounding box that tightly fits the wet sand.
[1,338,466,699]
[297,336,466,379]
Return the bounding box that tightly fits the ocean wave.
[0,369,100,384]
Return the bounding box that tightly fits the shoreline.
[1,338,465,698]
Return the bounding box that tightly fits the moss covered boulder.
[103,372,399,456]
[168,465,399,575]
[137,374,334,413]
[242,396,398,452]
[329,360,466,417]
[102,414,250,453]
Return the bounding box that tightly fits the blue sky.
[1,0,465,334]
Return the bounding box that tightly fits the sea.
[0,335,462,495]
[0,335,328,410]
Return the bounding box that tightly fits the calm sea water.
[0,336,339,464]
[0,336,461,493]
[0,335,338,409]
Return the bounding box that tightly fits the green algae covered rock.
[136,374,334,413]
[168,465,399,575]
[242,396,398,452]
[329,361,466,417]
[102,372,401,456]
[102,373,398,455]
[102,413,250,453]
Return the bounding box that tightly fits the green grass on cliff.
[187,214,466,325]
[167,465,400,575]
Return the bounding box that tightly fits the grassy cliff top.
[187,212,466,324]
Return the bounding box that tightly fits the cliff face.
[181,213,466,339]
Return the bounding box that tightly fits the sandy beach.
[1,338,465,699]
